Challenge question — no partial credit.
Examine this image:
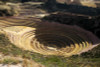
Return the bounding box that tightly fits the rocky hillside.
[42,13,100,38]
[42,1,100,16]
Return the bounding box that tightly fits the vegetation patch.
[0,58,21,64]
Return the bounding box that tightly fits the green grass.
[0,34,100,67]
[0,58,21,64]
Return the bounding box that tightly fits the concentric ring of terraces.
[0,18,100,57]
